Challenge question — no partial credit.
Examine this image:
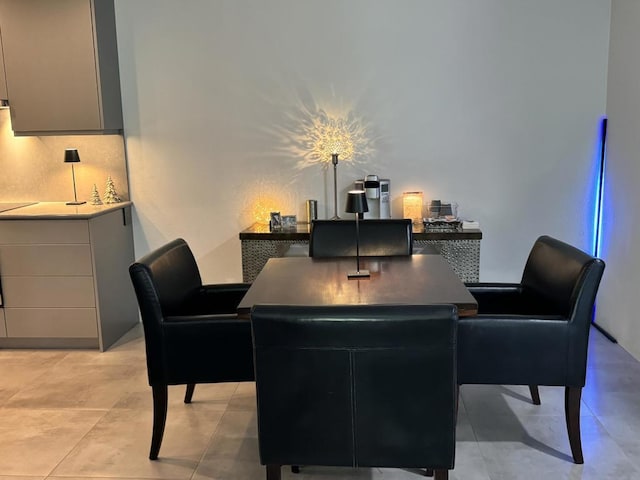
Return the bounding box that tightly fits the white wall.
[114,0,610,283]
[597,1,640,360]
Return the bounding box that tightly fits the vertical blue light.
[590,117,615,342]
[593,118,607,257]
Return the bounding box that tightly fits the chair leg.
[565,386,584,464]
[150,384,168,460]
[184,383,196,403]
[266,464,281,480]
[529,385,541,405]
[434,469,448,480]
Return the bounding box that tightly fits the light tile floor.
[1,325,639,479]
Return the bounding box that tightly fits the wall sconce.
[403,191,423,224]
[64,148,86,205]
[305,113,357,219]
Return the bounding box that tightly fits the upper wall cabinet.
[0,0,123,135]
[0,27,8,100]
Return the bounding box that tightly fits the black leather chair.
[129,238,254,460]
[458,235,605,464]
[309,219,413,257]
[251,304,458,480]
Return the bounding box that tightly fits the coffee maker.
[355,175,391,219]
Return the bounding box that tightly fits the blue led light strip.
[590,117,617,343]
[593,118,607,257]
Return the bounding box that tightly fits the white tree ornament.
[104,175,121,204]
[90,183,103,205]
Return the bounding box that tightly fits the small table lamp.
[345,190,370,278]
[64,148,86,205]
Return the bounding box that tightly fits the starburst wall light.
[301,112,367,219]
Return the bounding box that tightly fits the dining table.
[237,254,478,318]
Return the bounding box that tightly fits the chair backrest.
[521,235,605,320]
[251,304,458,470]
[309,219,413,257]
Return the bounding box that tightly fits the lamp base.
[66,201,87,205]
[348,269,370,278]
[330,215,341,220]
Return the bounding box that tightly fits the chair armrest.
[464,282,522,294]
[181,283,251,315]
[164,313,246,323]
[464,283,525,314]
[200,283,251,295]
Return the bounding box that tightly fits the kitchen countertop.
[0,201,132,219]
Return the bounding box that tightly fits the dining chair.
[251,304,458,480]
[309,218,413,257]
[129,238,254,459]
[458,235,605,464]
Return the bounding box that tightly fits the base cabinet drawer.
[5,308,98,338]
[0,308,6,337]
[0,220,89,244]
[2,276,96,307]
[0,244,93,275]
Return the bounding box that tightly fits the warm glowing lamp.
[345,190,370,278]
[64,149,86,205]
[403,191,423,224]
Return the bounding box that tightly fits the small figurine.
[90,184,103,205]
[104,175,121,204]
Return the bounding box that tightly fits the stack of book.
[462,220,480,230]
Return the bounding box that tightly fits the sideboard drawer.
[2,276,95,307]
[5,308,98,338]
[0,245,93,276]
[0,220,90,244]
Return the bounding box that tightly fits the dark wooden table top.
[237,255,478,318]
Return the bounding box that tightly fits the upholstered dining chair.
[129,238,254,460]
[309,219,413,257]
[458,235,605,464]
[251,304,458,480]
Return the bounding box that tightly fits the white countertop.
[0,201,132,219]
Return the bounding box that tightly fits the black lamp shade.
[345,190,369,214]
[64,148,80,163]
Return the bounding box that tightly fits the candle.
[403,191,423,224]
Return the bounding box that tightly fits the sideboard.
[239,222,482,283]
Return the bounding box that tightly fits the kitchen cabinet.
[0,308,6,337]
[0,0,122,135]
[0,203,138,350]
[0,27,7,100]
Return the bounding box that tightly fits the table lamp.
[345,190,369,278]
[64,148,86,205]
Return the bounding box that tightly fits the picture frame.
[270,211,282,230]
[282,215,297,230]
